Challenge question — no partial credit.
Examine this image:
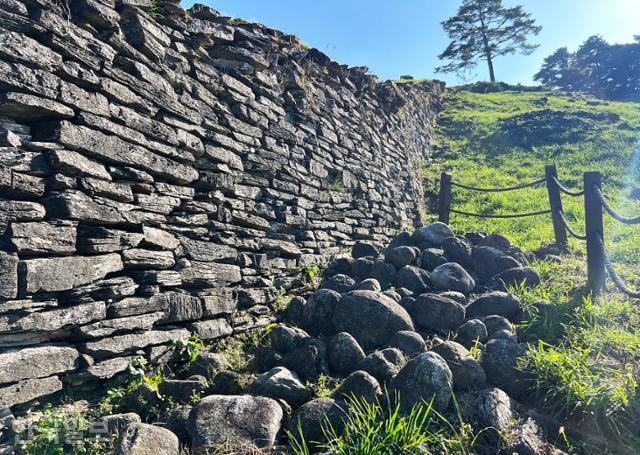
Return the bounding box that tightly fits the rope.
[593,186,640,224]
[450,208,552,219]
[550,176,584,197]
[450,177,546,193]
[597,235,640,298]
[556,209,587,240]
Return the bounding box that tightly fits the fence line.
[437,165,640,298]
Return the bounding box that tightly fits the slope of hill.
[427,87,640,453]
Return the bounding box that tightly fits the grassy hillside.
[427,88,640,453]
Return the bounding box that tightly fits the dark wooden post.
[584,171,606,295]
[545,165,568,247]
[438,172,452,224]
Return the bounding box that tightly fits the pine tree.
[436,0,541,82]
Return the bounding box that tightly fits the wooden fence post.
[545,164,568,247]
[438,172,452,224]
[584,171,606,295]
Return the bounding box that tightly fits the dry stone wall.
[0,0,442,408]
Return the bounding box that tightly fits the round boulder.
[282,338,328,381]
[371,261,397,288]
[268,324,310,354]
[441,236,473,268]
[388,330,426,358]
[328,332,366,376]
[247,366,312,408]
[431,262,475,294]
[115,423,179,455]
[482,339,530,398]
[472,246,520,281]
[352,241,379,259]
[431,341,486,390]
[333,370,382,403]
[395,265,431,294]
[420,248,448,272]
[413,293,465,331]
[390,351,453,413]
[321,274,355,294]
[456,319,488,348]
[352,257,375,282]
[466,292,521,321]
[288,398,347,447]
[353,278,382,292]
[481,315,514,337]
[357,348,406,385]
[412,222,454,247]
[300,289,341,336]
[188,395,283,452]
[495,267,541,289]
[332,290,414,350]
[385,246,417,269]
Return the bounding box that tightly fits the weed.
[306,374,338,399]
[173,333,206,365]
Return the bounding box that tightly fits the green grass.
[289,393,480,455]
[431,89,640,453]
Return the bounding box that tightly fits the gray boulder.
[385,246,416,269]
[441,236,473,268]
[300,289,341,336]
[472,246,520,281]
[352,241,379,259]
[357,348,406,384]
[466,292,521,320]
[390,352,453,412]
[395,265,431,294]
[412,222,453,247]
[438,290,466,304]
[481,315,514,337]
[115,423,179,455]
[188,395,283,451]
[247,366,312,408]
[352,256,375,282]
[371,261,397,288]
[388,330,426,358]
[482,339,530,398]
[456,319,488,348]
[420,248,447,272]
[477,233,511,251]
[413,293,465,331]
[458,387,516,447]
[388,231,414,250]
[187,352,229,378]
[495,267,541,289]
[288,398,346,447]
[431,262,475,294]
[333,370,382,403]
[282,338,328,380]
[328,332,366,376]
[431,341,486,390]
[353,278,382,292]
[321,274,355,294]
[268,324,310,354]
[332,290,414,350]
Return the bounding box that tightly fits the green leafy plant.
[173,333,205,365]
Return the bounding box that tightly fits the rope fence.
[437,165,640,298]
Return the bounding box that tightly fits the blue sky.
[182,1,640,86]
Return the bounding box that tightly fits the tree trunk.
[487,54,496,82]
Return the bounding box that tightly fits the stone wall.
[0,0,442,408]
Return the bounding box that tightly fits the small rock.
[382,289,401,302]
[466,292,521,320]
[441,236,473,267]
[413,293,465,331]
[101,413,141,434]
[388,330,426,357]
[390,352,452,413]
[478,233,511,252]
[431,262,475,294]
[209,370,250,395]
[115,423,179,455]
[458,387,515,447]
[247,366,312,408]
[187,352,229,378]
[388,231,414,249]
[352,256,375,282]
[159,405,191,441]
[385,246,417,269]
[438,290,466,304]
[493,329,517,342]
[472,246,520,281]
[282,338,328,381]
[370,261,397,288]
[481,315,514,337]
[284,296,306,326]
[482,339,530,398]
[188,395,283,452]
[431,341,486,390]
[328,332,366,376]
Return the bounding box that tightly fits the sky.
[182,0,640,87]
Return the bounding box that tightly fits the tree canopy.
[436,0,541,83]
[535,36,640,101]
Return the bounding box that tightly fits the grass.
[430,88,640,453]
[289,393,480,455]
